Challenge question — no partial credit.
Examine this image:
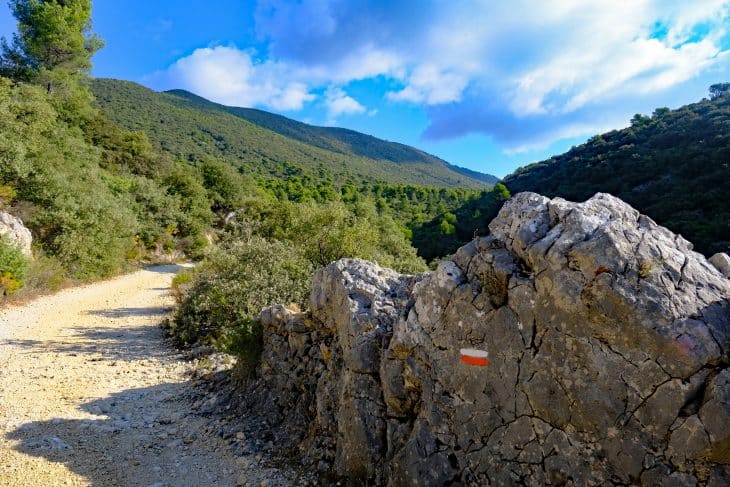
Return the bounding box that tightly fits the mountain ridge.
[164,88,498,185]
[91,79,497,189]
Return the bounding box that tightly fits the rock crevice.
[243,192,730,486]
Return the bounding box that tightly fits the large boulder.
[245,192,730,485]
[0,211,32,257]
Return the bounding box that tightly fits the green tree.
[1,0,103,122]
[1,0,102,84]
[709,82,730,100]
[197,158,251,213]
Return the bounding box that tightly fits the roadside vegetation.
[0,237,29,296]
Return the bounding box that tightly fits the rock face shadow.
[87,306,172,318]
[1,323,174,362]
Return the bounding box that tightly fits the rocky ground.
[0,265,304,487]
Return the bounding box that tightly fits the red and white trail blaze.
[459,348,489,367]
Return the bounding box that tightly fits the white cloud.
[324,86,366,121]
[387,64,469,105]
[151,0,730,149]
[505,3,728,118]
[154,46,315,111]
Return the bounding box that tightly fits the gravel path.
[0,266,291,487]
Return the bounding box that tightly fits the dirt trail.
[0,266,288,487]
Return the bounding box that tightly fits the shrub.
[0,237,30,295]
[22,253,66,293]
[168,236,313,367]
[170,268,194,303]
[226,198,428,273]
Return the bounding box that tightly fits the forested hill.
[91,79,496,189]
[503,88,730,256]
[165,88,499,185]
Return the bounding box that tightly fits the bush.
[168,236,313,367]
[22,253,66,293]
[170,268,194,303]
[0,237,30,295]
[226,198,428,273]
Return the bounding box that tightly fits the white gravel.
[0,265,288,487]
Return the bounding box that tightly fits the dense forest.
[162,88,499,185]
[91,79,495,190]
[504,87,730,256]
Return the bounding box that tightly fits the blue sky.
[2,1,729,178]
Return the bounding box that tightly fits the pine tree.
[0,0,103,121]
[2,0,102,80]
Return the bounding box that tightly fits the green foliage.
[21,252,65,292]
[411,183,511,261]
[0,76,219,280]
[1,0,103,123]
[1,0,102,80]
[439,217,456,235]
[91,79,495,189]
[504,89,730,256]
[0,237,30,295]
[168,88,500,186]
[171,194,429,368]
[0,184,17,208]
[171,268,193,303]
[226,197,427,273]
[709,83,730,100]
[197,158,253,213]
[168,237,313,358]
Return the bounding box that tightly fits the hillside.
[166,88,499,186]
[91,79,496,189]
[503,91,730,255]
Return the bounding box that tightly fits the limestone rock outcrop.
[0,211,32,257]
[710,252,730,279]
[244,193,730,485]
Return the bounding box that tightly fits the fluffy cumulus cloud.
[324,86,365,121]
[155,0,730,148]
[154,46,315,111]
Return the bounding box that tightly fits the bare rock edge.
[242,192,730,486]
[0,211,32,257]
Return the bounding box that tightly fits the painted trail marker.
[460,348,489,367]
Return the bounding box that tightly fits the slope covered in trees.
[0,0,219,289]
[165,88,499,185]
[91,79,496,189]
[503,89,730,255]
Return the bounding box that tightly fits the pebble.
[48,436,73,451]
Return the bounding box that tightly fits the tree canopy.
[709,83,730,100]
[1,0,102,82]
[504,86,730,256]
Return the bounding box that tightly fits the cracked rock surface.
[244,192,730,486]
